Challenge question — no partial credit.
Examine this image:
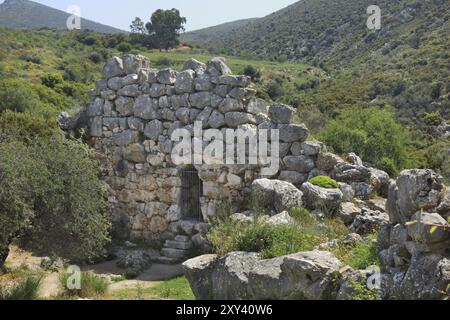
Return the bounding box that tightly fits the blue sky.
[24,0,300,31]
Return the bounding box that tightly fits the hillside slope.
[180,18,257,48]
[0,0,125,34]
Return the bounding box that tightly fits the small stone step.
[175,235,190,242]
[164,240,192,250]
[151,256,181,265]
[162,248,189,260]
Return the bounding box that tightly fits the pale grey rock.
[113,130,139,147]
[87,98,104,117]
[107,77,123,90]
[406,211,450,244]
[149,83,167,98]
[189,92,211,108]
[218,97,244,113]
[283,156,315,173]
[118,84,140,97]
[183,58,207,74]
[123,143,146,163]
[208,110,226,129]
[278,171,307,185]
[279,124,309,143]
[171,94,190,108]
[134,95,159,120]
[301,182,343,215]
[317,153,344,172]
[89,116,102,137]
[194,73,213,91]
[123,54,150,74]
[121,74,139,86]
[157,68,178,84]
[246,99,269,115]
[175,70,195,93]
[218,75,250,87]
[206,58,232,76]
[387,169,444,224]
[229,87,256,101]
[115,96,134,116]
[269,104,296,124]
[144,120,163,140]
[251,179,303,213]
[225,112,256,127]
[103,56,125,79]
[338,202,362,225]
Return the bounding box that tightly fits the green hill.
[180,18,257,48]
[0,0,125,34]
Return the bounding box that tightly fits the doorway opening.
[180,167,203,221]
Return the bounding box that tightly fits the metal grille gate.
[180,168,203,221]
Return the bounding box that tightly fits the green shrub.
[155,57,172,67]
[0,276,42,300]
[87,52,103,64]
[0,110,59,140]
[59,271,108,298]
[19,54,42,64]
[309,176,340,189]
[319,107,415,176]
[0,135,110,266]
[243,65,261,82]
[0,79,44,113]
[117,42,132,53]
[41,73,63,88]
[265,80,285,100]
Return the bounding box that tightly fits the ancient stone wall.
[86,54,388,245]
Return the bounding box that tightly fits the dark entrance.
[180,167,203,221]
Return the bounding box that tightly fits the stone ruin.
[85,55,450,298]
[85,54,393,263]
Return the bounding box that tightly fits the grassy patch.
[349,279,382,301]
[332,235,380,270]
[208,208,348,259]
[0,275,42,300]
[110,277,194,300]
[58,271,108,299]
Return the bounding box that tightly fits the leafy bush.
[87,52,103,64]
[19,54,42,64]
[59,271,108,298]
[0,276,42,300]
[243,65,261,82]
[309,176,340,189]
[319,107,414,176]
[265,80,285,100]
[0,134,110,266]
[155,57,172,67]
[349,279,381,300]
[0,110,59,140]
[41,73,63,88]
[0,79,44,113]
[117,42,132,53]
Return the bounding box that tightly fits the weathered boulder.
[316,153,344,172]
[406,211,450,244]
[283,155,315,173]
[383,254,450,300]
[183,250,343,300]
[251,179,303,213]
[182,58,206,74]
[267,211,293,225]
[206,57,232,76]
[269,104,296,124]
[175,70,195,93]
[116,250,152,278]
[103,56,125,79]
[338,202,362,225]
[387,169,444,224]
[301,182,343,215]
[279,124,309,143]
[349,209,389,235]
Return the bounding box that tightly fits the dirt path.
[3,246,184,300]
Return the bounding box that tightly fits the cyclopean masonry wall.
[86,55,390,253]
